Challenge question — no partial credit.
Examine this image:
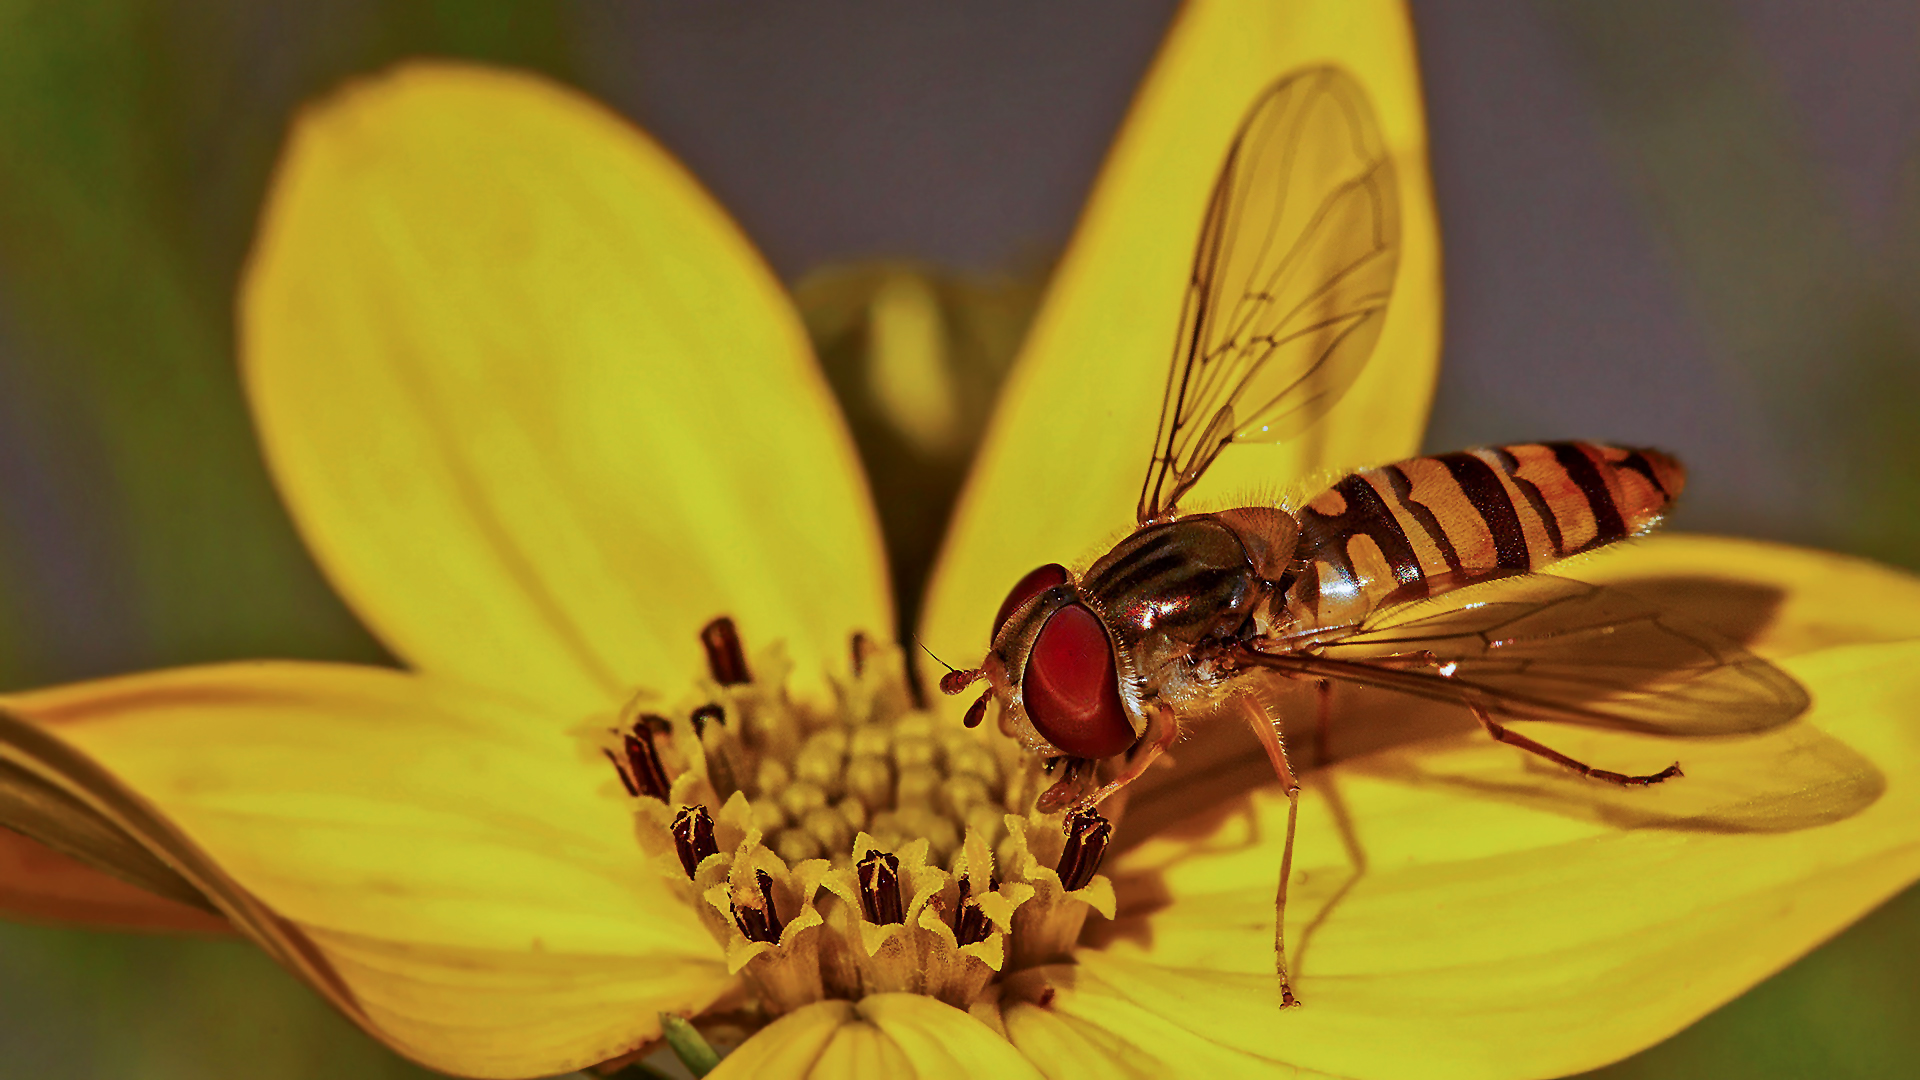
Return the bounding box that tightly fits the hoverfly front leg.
[1468,704,1683,786]
[1034,756,1096,813]
[1233,692,1303,1008]
[1042,703,1179,814]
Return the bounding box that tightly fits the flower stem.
[658,1013,722,1077]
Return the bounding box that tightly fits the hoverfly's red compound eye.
[993,562,1070,638]
[1022,603,1134,759]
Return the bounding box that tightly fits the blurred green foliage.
[0,920,433,1079]
[0,2,570,1077]
[0,1,1914,1077]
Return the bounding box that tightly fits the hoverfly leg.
[1313,678,1333,769]
[1233,693,1303,1008]
[1036,757,1096,814]
[1469,704,1683,786]
[1071,704,1179,811]
[1275,786,1302,1009]
[1235,693,1299,799]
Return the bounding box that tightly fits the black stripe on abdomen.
[1383,463,1465,575]
[1550,442,1627,551]
[1619,449,1670,497]
[1437,451,1530,570]
[1301,472,1425,591]
[1490,445,1564,556]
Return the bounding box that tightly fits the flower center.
[594,617,1118,1015]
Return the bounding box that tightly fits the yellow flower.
[4,1,1920,1078]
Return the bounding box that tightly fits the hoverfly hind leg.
[1275,788,1302,1008]
[1232,693,1304,1007]
[1469,704,1683,786]
[1313,677,1333,769]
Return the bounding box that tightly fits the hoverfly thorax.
[967,508,1306,790]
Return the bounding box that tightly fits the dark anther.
[689,704,738,798]
[689,703,726,738]
[1054,809,1113,892]
[850,632,869,676]
[855,850,905,925]
[671,805,718,880]
[963,688,991,729]
[730,868,785,944]
[700,617,752,686]
[620,719,672,802]
[602,750,640,797]
[953,873,991,947]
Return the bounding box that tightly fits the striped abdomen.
[1278,442,1684,633]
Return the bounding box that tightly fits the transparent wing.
[1138,66,1400,523]
[1239,575,1809,736]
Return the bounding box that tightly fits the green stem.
[659,1013,723,1078]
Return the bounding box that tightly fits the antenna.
[914,635,958,675]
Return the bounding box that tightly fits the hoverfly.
[940,67,1809,1005]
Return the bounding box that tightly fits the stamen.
[963,689,991,729]
[1055,809,1112,891]
[602,749,640,797]
[606,619,1106,1013]
[731,868,784,944]
[953,873,990,947]
[856,851,905,925]
[690,703,726,737]
[701,616,752,686]
[690,703,739,797]
[621,717,673,801]
[672,805,718,879]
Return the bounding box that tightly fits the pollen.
[589,617,1119,1015]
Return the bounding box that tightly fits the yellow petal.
[1563,532,1920,658]
[0,663,731,1077]
[923,0,1437,688]
[242,62,891,716]
[1035,542,1920,1078]
[708,1000,856,1080]
[711,994,1044,1080]
[1001,969,1330,1079]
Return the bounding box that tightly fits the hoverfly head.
[982,562,1140,762]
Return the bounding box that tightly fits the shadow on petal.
[1064,639,1920,1079]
